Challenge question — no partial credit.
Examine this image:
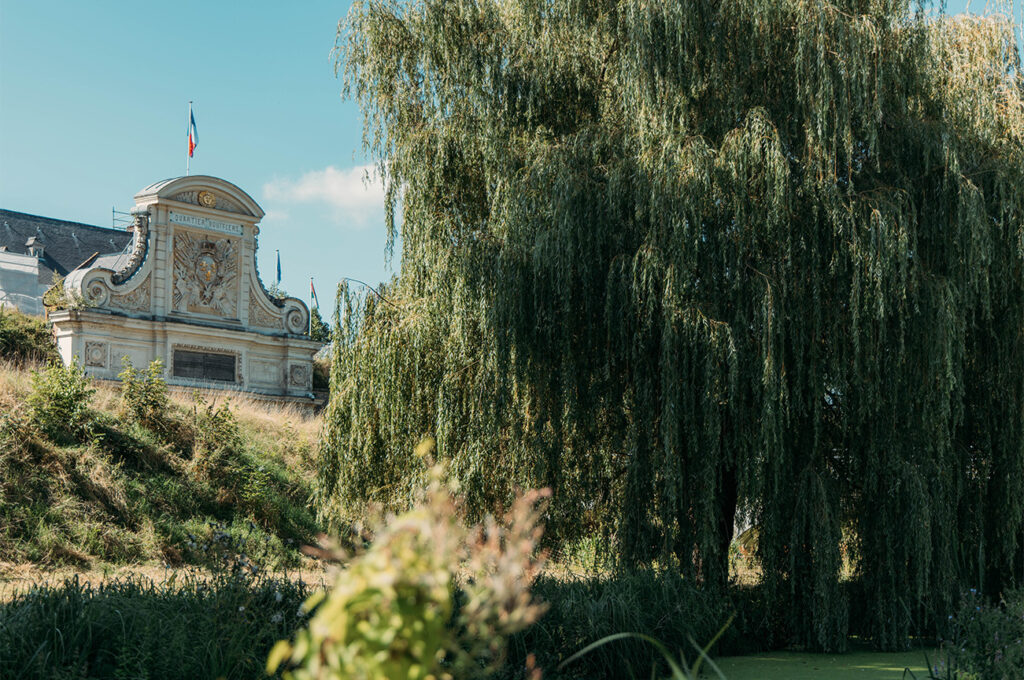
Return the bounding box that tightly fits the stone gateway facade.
[49,176,321,407]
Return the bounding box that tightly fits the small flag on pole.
[188,107,198,158]
[276,250,282,285]
[310,278,319,309]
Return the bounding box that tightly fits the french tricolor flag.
[188,109,198,158]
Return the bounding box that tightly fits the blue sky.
[0,1,380,316]
[0,1,1013,315]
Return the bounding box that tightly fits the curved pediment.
[134,175,265,220]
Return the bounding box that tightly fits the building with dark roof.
[0,209,133,315]
[44,175,320,410]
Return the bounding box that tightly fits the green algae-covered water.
[705,649,938,679]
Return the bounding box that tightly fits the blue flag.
[276,250,281,285]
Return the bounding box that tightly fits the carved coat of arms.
[173,231,238,317]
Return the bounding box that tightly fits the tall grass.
[0,572,310,680]
[503,571,775,679]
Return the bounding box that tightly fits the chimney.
[25,236,44,258]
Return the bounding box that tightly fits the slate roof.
[0,209,133,283]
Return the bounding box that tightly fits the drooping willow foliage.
[319,0,1024,651]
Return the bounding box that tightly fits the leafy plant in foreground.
[268,447,549,680]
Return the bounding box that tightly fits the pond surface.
[705,649,938,679]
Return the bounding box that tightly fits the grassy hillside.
[0,313,322,571]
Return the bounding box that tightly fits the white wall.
[0,251,46,316]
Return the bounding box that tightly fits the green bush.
[312,356,330,390]
[190,397,243,477]
[26,360,96,444]
[933,589,1024,680]
[0,307,57,365]
[119,358,171,433]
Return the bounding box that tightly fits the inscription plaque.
[173,349,236,382]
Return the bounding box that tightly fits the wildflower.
[271,612,283,624]
[275,590,283,603]
[238,606,245,612]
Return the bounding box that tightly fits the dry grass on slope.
[0,359,324,573]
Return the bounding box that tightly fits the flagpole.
[186,101,192,176]
[309,277,314,335]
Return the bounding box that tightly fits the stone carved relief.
[289,364,310,389]
[172,232,238,317]
[169,190,247,215]
[85,279,109,306]
[285,308,306,334]
[248,287,284,329]
[109,275,152,313]
[84,341,107,368]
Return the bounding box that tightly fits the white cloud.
[263,164,385,228]
[262,209,290,222]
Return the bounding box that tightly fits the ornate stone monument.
[49,176,321,407]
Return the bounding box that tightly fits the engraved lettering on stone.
[109,275,151,312]
[172,231,238,317]
[248,287,284,329]
[84,341,107,368]
[169,211,244,236]
[172,343,243,385]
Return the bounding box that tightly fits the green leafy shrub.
[312,356,330,389]
[268,457,550,680]
[191,397,243,477]
[119,358,171,433]
[26,360,96,444]
[933,589,1024,680]
[0,306,57,365]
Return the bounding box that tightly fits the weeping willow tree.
[319,0,1024,651]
